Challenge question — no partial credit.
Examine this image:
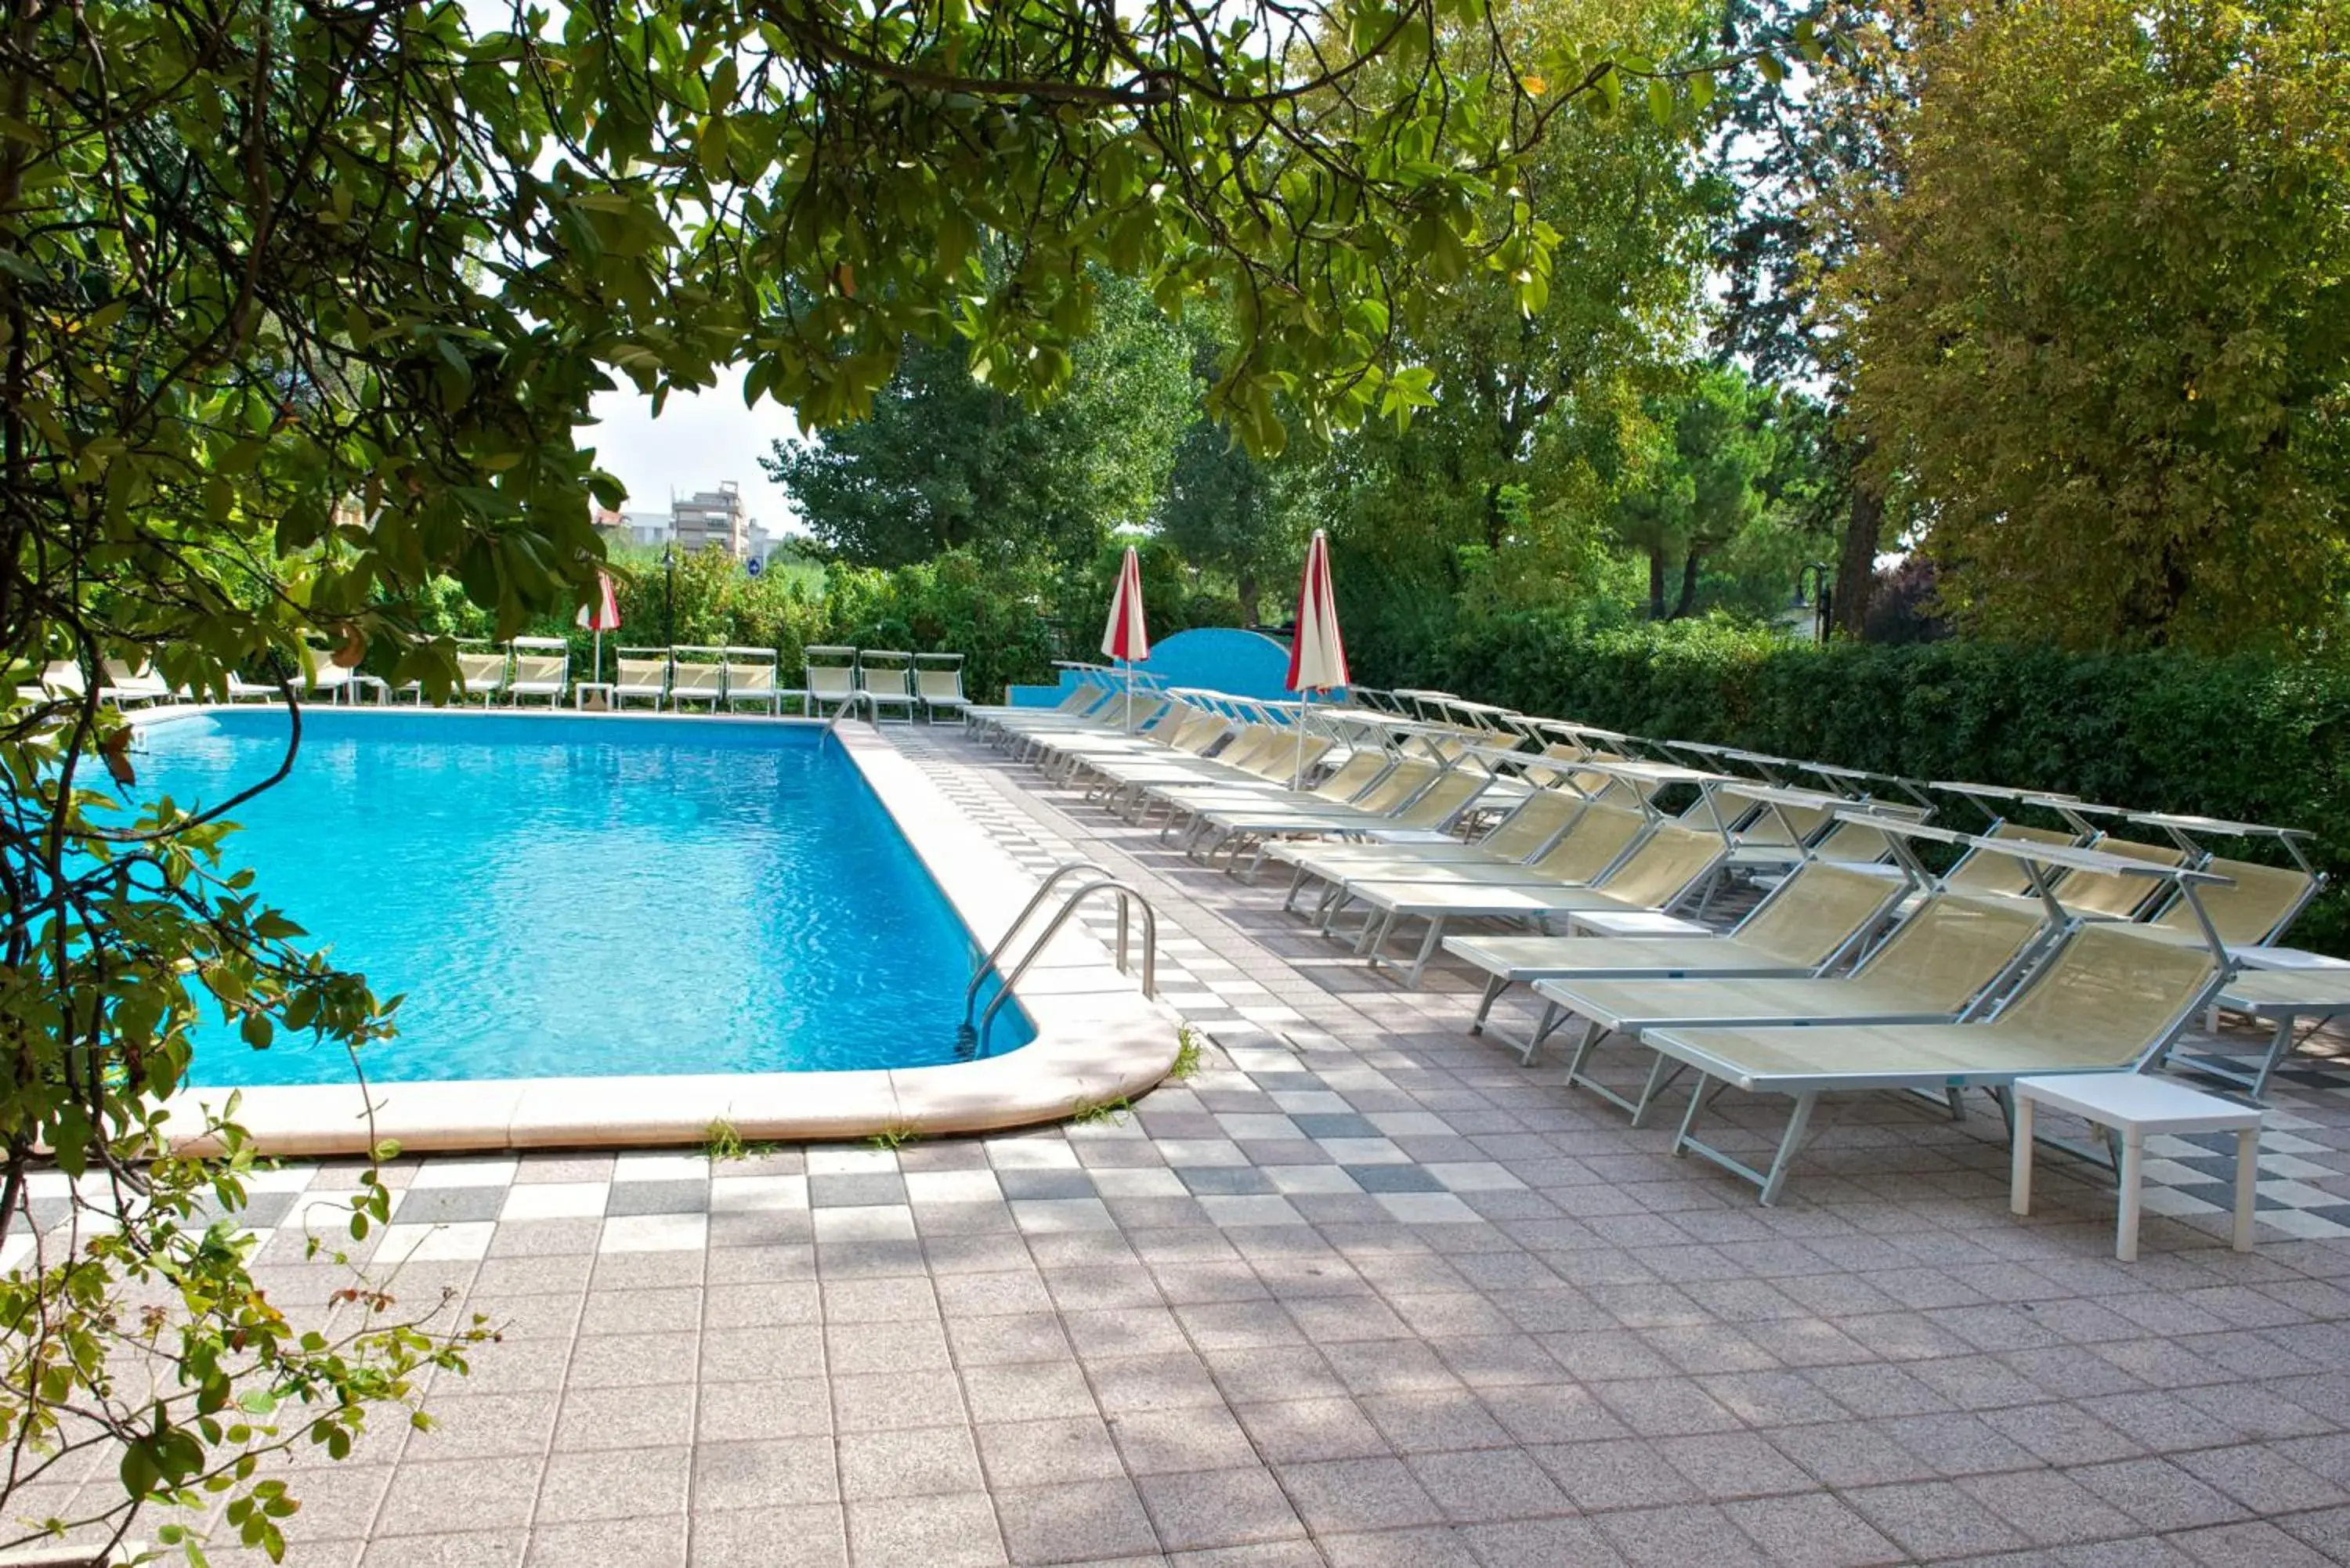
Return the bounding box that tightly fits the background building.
[592,484,767,558]
[671,483,747,556]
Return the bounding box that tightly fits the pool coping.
[138,704,1178,1155]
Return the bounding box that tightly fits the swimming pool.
[137,710,1032,1086]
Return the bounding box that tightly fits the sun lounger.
[614,648,670,710]
[968,670,1118,737]
[1186,759,1492,869]
[99,659,172,706]
[505,637,569,706]
[721,646,784,714]
[453,644,507,704]
[804,645,859,718]
[1536,891,2051,1115]
[1270,786,1589,912]
[1337,817,1732,985]
[858,650,916,721]
[1447,858,1916,1047]
[915,653,971,723]
[1640,847,2230,1203]
[668,647,727,710]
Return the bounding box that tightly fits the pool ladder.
[960,860,1157,1055]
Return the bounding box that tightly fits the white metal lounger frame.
[1650,832,2236,1205]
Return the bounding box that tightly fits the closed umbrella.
[577,569,621,690]
[1101,544,1151,731]
[1285,529,1349,787]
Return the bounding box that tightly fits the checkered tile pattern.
[15,720,2350,1567]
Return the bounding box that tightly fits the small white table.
[2012,1073,2261,1261]
[573,682,616,711]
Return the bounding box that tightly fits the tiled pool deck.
[38,727,2350,1566]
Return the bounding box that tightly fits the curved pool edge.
[143,706,1178,1154]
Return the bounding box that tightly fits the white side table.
[574,681,616,711]
[2012,1073,2262,1261]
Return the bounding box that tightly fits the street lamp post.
[663,544,676,646]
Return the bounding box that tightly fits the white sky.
[583,366,808,533]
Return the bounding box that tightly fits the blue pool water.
[134,710,1031,1085]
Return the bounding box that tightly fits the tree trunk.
[1647,548,1668,620]
[1670,547,1706,620]
[1832,476,1884,638]
[1237,568,1259,627]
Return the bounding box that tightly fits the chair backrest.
[1729,860,1911,968]
[1730,800,1836,848]
[1587,819,1727,909]
[1806,807,1930,865]
[1529,803,1650,885]
[805,646,857,699]
[1849,893,2048,1013]
[1348,759,1440,815]
[1209,722,1279,769]
[1984,920,2219,1067]
[615,649,669,688]
[455,649,505,686]
[916,667,966,702]
[857,651,912,695]
[1473,789,1583,863]
[508,638,568,688]
[1309,750,1392,804]
[2149,855,2316,948]
[42,660,85,695]
[302,644,351,689]
[1394,767,1489,829]
[509,651,567,687]
[1242,732,1332,782]
[103,657,159,688]
[723,647,779,692]
[1944,822,2079,894]
[671,652,725,695]
[2053,835,2186,919]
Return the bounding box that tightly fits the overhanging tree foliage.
[0,0,1792,1555]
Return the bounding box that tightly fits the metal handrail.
[823,689,877,731]
[975,877,1157,1049]
[964,862,1111,1019]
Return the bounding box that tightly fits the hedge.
[1397,613,2350,954]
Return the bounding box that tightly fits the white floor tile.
[598,1213,710,1252]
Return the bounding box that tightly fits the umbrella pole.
[592,630,602,688]
[1125,659,1135,732]
[1293,692,1310,789]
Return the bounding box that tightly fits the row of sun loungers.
[27,645,975,721]
[970,670,2327,1204]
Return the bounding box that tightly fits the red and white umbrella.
[1285,529,1349,786]
[577,569,622,685]
[1101,544,1151,730]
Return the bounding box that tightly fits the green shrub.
[1401,613,2350,953]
